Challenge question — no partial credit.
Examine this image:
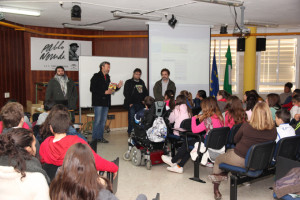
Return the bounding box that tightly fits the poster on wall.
[30,37,92,71]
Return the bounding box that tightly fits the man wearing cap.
[69,43,79,61]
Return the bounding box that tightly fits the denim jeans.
[127,103,144,134]
[92,106,109,140]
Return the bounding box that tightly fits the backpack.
[146,117,167,142]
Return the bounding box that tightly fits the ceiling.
[1,0,300,33]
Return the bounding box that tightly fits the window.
[258,38,297,93]
[210,39,237,93]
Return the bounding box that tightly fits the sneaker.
[167,165,183,174]
[161,155,176,167]
[206,162,214,168]
[98,138,109,143]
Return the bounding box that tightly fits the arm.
[234,123,244,144]
[123,80,132,103]
[191,116,206,133]
[90,75,106,96]
[153,81,163,101]
[168,109,176,124]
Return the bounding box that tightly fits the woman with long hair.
[164,89,175,110]
[208,102,276,200]
[50,143,146,200]
[168,95,192,136]
[180,90,194,108]
[216,90,231,113]
[266,93,281,120]
[0,128,50,200]
[162,97,224,173]
[224,96,247,129]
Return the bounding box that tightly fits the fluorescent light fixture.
[113,11,162,21]
[63,24,104,30]
[244,20,278,28]
[0,6,40,16]
[194,0,244,7]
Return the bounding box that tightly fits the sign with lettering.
[30,37,92,71]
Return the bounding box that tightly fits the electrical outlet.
[4,92,10,98]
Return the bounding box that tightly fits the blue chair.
[226,123,242,149]
[273,135,300,164]
[219,141,276,200]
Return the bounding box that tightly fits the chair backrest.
[206,127,230,150]
[42,163,59,182]
[275,135,300,161]
[228,123,242,144]
[32,112,41,122]
[180,118,192,131]
[88,139,97,153]
[154,101,166,117]
[245,141,276,170]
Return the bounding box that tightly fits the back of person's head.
[43,100,56,112]
[266,93,281,108]
[292,94,300,103]
[293,89,300,96]
[144,96,155,109]
[179,90,193,107]
[50,143,103,200]
[275,109,291,124]
[217,90,230,100]
[200,97,223,122]
[285,82,293,89]
[164,90,175,110]
[197,90,207,99]
[0,128,35,179]
[0,102,24,128]
[49,109,71,134]
[246,94,258,111]
[175,95,192,117]
[226,96,247,123]
[249,102,274,130]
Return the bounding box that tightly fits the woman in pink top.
[162,97,224,174]
[168,95,192,136]
[224,96,247,129]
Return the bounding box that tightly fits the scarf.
[54,74,69,98]
[0,155,50,185]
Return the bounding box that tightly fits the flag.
[224,45,232,94]
[210,50,219,98]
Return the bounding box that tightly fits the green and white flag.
[224,45,232,94]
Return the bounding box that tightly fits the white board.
[79,56,148,107]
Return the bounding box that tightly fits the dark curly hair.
[0,128,34,180]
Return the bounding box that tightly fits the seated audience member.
[280,82,293,105]
[193,90,207,109]
[36,100,55,126]
[241,91,250,109]
[169,95,192,136]
[164,90,175,110]
[290,94,300,120]
[245,94,258,120]
[250,89,264,102]
[275,109,295,143]
[39,109,118,173]
[208,102,276,200]
[6,99,32,128]
[266,93,281,120]
[294,117,300,135]
[0,102,30,133]
[180,90,194,109]
[0,128,50,200]
[134,96,155,130]
[224,96,247,129]
[162,97,224,173]
[216,90,231,113]
[38,104,86,143]
[50,143,146,200]
[282,89,300,111]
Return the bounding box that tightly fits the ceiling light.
[63,24,104,30]
[244,20,278,28]
[168,15,177,28]
[194,0,244,7]
[113,11,162,21]
[0,6,40,16]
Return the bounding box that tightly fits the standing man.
[153,68,176,101]
[45,66,77,123]
[123,68,148,136]
[90,61,123,143]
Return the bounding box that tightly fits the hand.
[105,88,113,95]
[117,80,123,88]
[113,171,118,180]
[129,104,133,107]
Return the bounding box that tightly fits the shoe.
[161,155,176,167]
[97,138,109,143]
[206,162,214,168]
[167,165,183,174]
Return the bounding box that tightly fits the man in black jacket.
[123,68,148,136]
[90,61,123,143]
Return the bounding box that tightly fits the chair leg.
[230,175,238,200]
[171,142,176,157]
[189,155,206,183]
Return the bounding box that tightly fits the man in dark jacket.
[153,68,176,101]
[123,68,148,136]
[90,61,123,143]
[45,66,77,122]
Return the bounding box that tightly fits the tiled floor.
[96,130,275,200]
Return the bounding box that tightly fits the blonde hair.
[249,102,274,130]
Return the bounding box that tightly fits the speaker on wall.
[236,38,266,52]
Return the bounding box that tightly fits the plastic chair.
[226,123,242,149]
